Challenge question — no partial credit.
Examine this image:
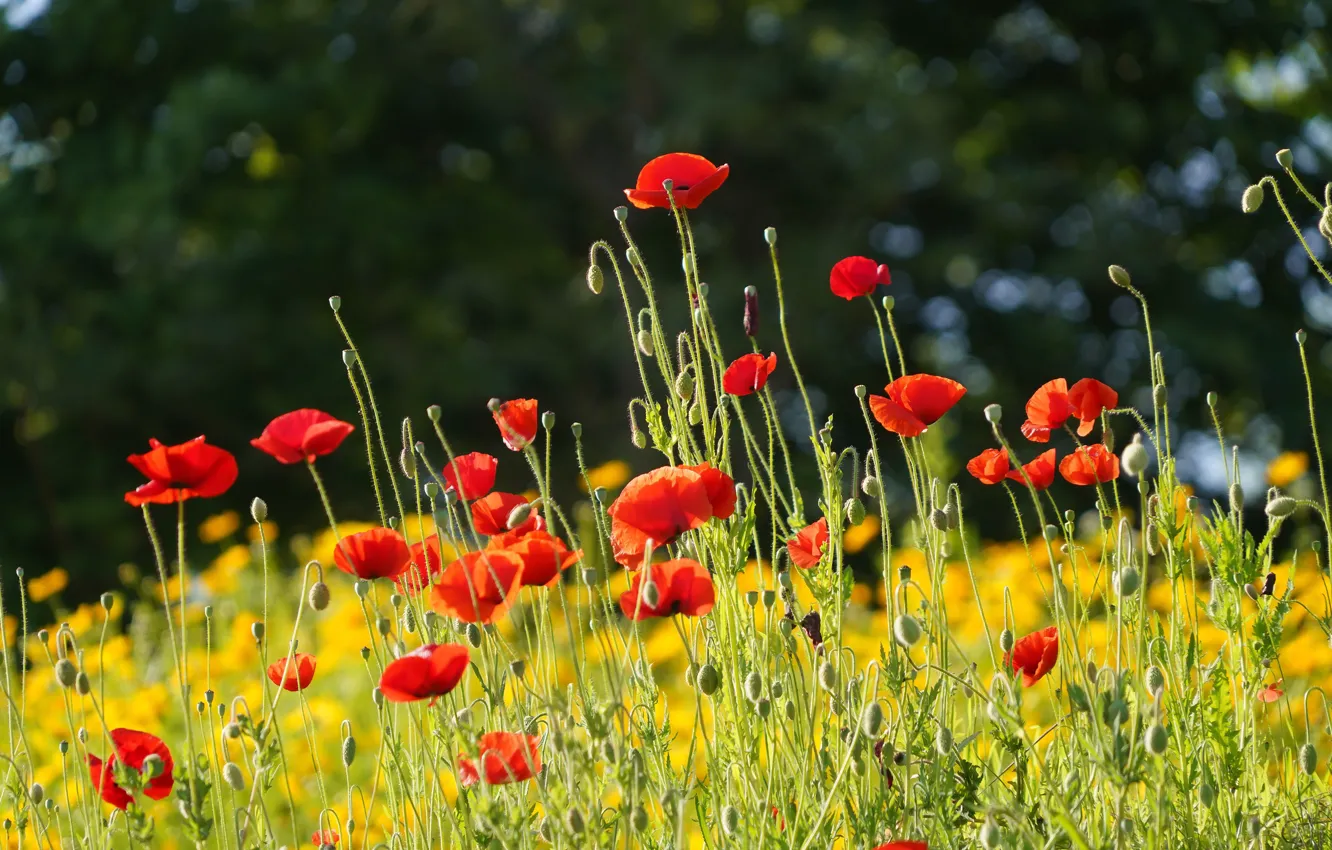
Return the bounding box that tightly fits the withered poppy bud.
[743,285,759,337]
[1296,328,1309,346]
[1241,183,1264,213]
[586,264,604,295]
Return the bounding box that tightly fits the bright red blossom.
[125,437,238,507]
[267,653,317,692]
[829,256,891,300]
[966,448,1010,485]
[624,153,729,210]
[488,529,582,587]
[395,536,448,595]
[1020,378,1117,441]
[682,463,737,520]
[1007,449,1058,491]
[1059,444,1120,486]
[1007,625,1059,686]
[619,558,716,620]
[872,843,929,850]
[457,731,542,786]
[1258,680,1284,703]
[87,728,174,810]
[722,352,778,396]
[251,409,355,464]
[788,518,830,568]
[869,375,967,438]
[312,829,340,846]
[442,452,499,500]
[333,527,411,581]
[607,464,734,567]
[378,643,470,704]
[471,491,541,537]
[492,398,539,451]
[431,549,525,624]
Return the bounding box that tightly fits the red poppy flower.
[829,256,891,300]
[1006,625,1059,686]
[378,643,470,704]
[332,527,411,581]
[431,549,525,624]
[488,529,582,588]
[492,398,539,451]
[1059,445,1120,486]
[267,653,317,692]
[722,352,778,396]
[1006,449,1057,491]
[312,829,340,846]
[681,462,737,520]
[471,492,541,537]
[873,843,928,850]
[619,558,715,620]
[251,409,355,465]
[442,452,498,501]
[1066,378,1118,435]
[966,448,1011,485]
[607,467,715,567]
[1257,680,1284,703]
[1021,378,1117,441]
[869,375,967,438]
[395,536,448,595]
[87,728,174,810]
[457,731,542,786]
[788,518,830,569]
[125,437,238,507]
[624,153,729,210]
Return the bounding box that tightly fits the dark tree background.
[1,0,1329,597]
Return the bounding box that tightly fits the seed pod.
[771,680,785,699]
[743,286,759,337]
[844,497,866,527]
[1266,495,1296,519]
[696,664,720,695]
[1121,434,1149,477]
[999,628,1015,653]
[465,623,482,648]
[342,735,357,767]
[222,762,245,791]
[251,621,265,641]
[372,687,385,707]
[935,727,953,755]
[861,475,881,498]
[983,403,1002,424]
[1114,567,1140,597]
[1145,665,1165,697]
[1300,742,1318,775]
[342,349,357,367]
[893,614,923,648]
[54,659,77,689]
[586,264,604,295]
[1199,781,1216,807]
[784,698,796,720]
[763,227,777,246]
[376,616,392,636]
[1145,723,1167,755]
[818,660,838,693]
[75,673,91,696]
[27,784,43,805]
[860,702,884,738]
[721,805,740,837]
[1277,148,1294,168]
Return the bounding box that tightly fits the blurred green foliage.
[1,0,1329,593]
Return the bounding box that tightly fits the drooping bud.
[861,475,882,498]
[222,762,245,791]
[929,508,948,531]
[636,328,653,357]
[586,264,604,295]
[1145,665,1165,697]
[817,660,838,692]
[1115,566,1140,597]
[893,614,923,647]
[860,701,884,738]
[640,580,661,609]
[1145,723,1167,755]
[507,501,533,530]
[844,497,866,527]
[1299,742,1318,775]
[674,370,695,401]
[54,659,77,689]
[743,285,759,337]
[721,805,740,837]
[309,582,330,611]
[999,629,1015,653]
[1107,265,1131,288]
[1199,782,1216,807]
[1241,183,1264,213]
[1121,433,1150,478]
[1266,495,1297,519]
[935,726,953,755]
[696,663,720,695]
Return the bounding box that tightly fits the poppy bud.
[762,589,776,608]
[1322,209,1332,244]
[675,371,695,401]
[427,404,442,423]
[142,754,164,779]
[696,663,720,695]
[893,614,923,647]
[1121,433,1149,477]
[586,263,604,295]
[1241,183,1264,213]
[744,671,764,703]
[224,722,241,739]
[844,497,866,527]
[631,426,647,449]
[507,501,533,530]
[372,687,385,707]
[1107,265,1131,288]
[27,783,43,806]
[818,660,838,692]
[721,805,740,836]
[983,404,1002,424]
[882,295,895,312]
[1199,782,1215,807]
[222,762,244,791]
[342,735,357,767]
[329,295,342,312]
[342,349,358,368]
[1266,495,1296,519]
[935,727,953,755]
[861,475,881,498]
[999,628,1014,653]
[509,659,526,680]
[465,623,482,647]
[979,820,1002,849]
[743,285,759,336]
[1277,148,1293,168]
[1144,723,1167,755]
[1145,664,1164,697]
[54,659,77,689]
[860,701,884,738]
[763,227,777,247]
[640,580,661,609]
[398,447,416,478]
[630,805,649,832]
[354,579,370,599]
[614,205,628,223]
[1114,567,1140,597]
[1229,482,1244,513]
[636,328,653,357]
[249,496,268,524]
[771,680,785,699]
[756,697,772,719]
[1300,742,1318,775]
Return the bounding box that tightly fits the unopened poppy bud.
[695,663,720,695]
[1121,434,1149,477]
[893,614,923,647]
[222,762,244,791]
[505,501,533,530]
[1322,209,1332,243]
[54,659,77,689]
[861,475,881,498]
[1296,328,1309,346]
[26,783,43,806]
[860,701,884,738]
[688,402,702,425]
[1229,482,1244,513]
[1043,524,1059,542]
[818,660,838,692]
[1243,583,1259,601]
[640,580,661,609]
[509,659,526,680]
[1300,742,1318,775]
[1145,664,1165,697]
[1199,781,1216,807]
[224,722,241,739]
[882,295,895,312]
[342,348,358,368]
[1241,183,1264,213]
[755,697,772,718]
[1266,495,1296,519]
[744,671,764,703]
[984,404,1002,424]
[743,285,759,336]
[398,447,416,478]
[636,328,653,357]
[999,628,1014,653]
[629,804,649,832]
[465,623,482,648]
[342,735,357,767]
[844,497,866,526]
[562,807,585,835]
[929,508,948,532]
[142,754,164,779]
[1107,264,1131,288]
[763,226,777,247]
[1145,723,1167,755]
[721,805,740,836]
[250,621,265,642]
[1114,567,1140,597]
[1277,148,1293,168]
[376,616,392,636]
[586,263,604,295]
[675,371,695,400]
[247,496,268,524]
[329,295,342,312]
[631,426,647,449]
[935,726,953,755]
[979,820,1002,849]
[1152,384,1166,409]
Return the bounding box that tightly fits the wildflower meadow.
[6,149,1332,850]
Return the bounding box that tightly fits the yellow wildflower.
[247,521,279,543]
[581,459,632,492]
[843,514,881,554]
[27,567,68,603]
[198,510,241,544]
[1267,451,1309,488]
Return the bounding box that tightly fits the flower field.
[4,151,1332,849]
